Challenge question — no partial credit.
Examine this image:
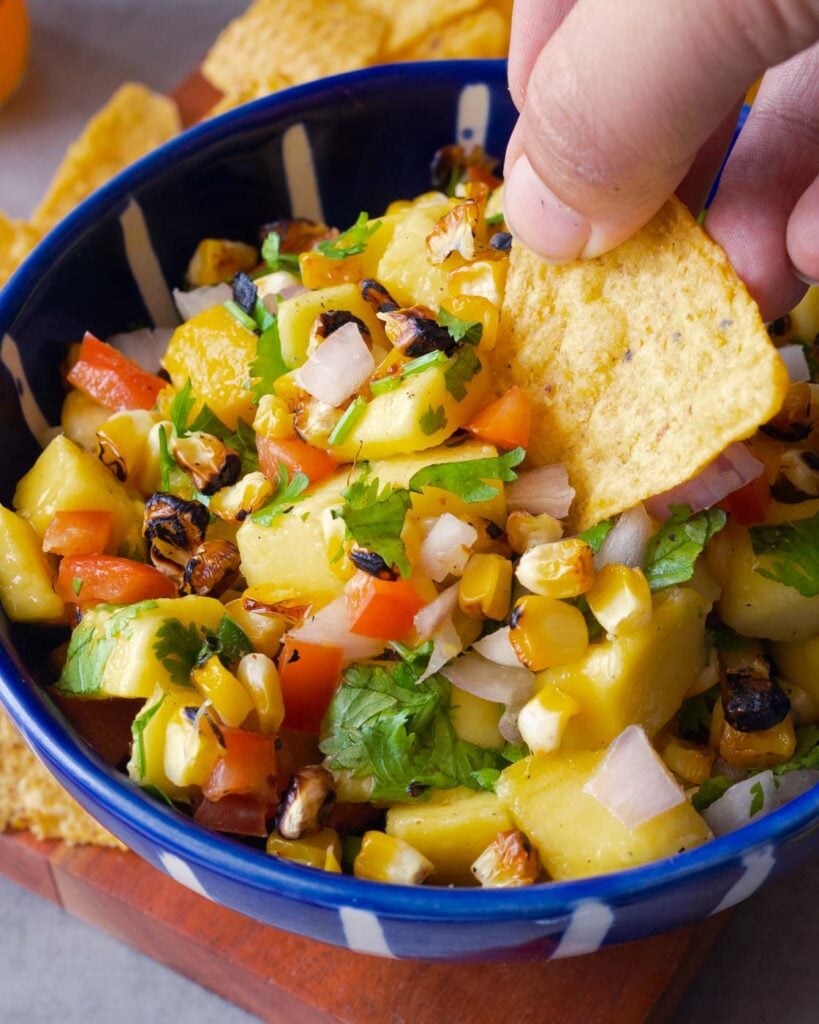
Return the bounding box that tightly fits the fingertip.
[503,154,590,262]
[787,175,819,287]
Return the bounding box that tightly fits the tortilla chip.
[492,196,789,530]
[0,211,39,287]
[393,4,511,60]
[204,75,292,120]
[32,83,181,233]
[0,708,123,847]
[202,0,387,94]
[361,0,486,55]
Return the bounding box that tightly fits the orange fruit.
[0,0,29,105]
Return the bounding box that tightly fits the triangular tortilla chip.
[0,211,39,287]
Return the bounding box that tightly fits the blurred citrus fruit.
[0,0,29,105]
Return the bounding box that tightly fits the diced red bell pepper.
[56,555,177,605]
[42,510,114,557]
[719,474,771,526]
[257,434,339,486]
[194,794,270,837]
[67,332,166,411]
[466,386,532,450]
[277,637,343,734]
[202,726,278,804]
[344,571,425,641]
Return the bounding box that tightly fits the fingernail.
[791,263,819,288]
[503,155,590,262]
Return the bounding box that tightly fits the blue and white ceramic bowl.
[1,61,818,962]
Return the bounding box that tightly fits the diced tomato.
[278,638,343,734]
[194,794,269,837]
[202,727,278,804]
[274,726,322,795]
[67,332,166,411]
[42,510,114,557]
[466,386,532,450]
[344,571,425,641]
[257,434,339,486]
[56,555,177,605]
[719,474,771,526]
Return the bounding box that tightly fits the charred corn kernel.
[585,563,652,636]
[517,685,580,754]
[299,250,363,288]
[354,831,434,885]
[210,472,274,523]
[443,293,499,350]
[458,553,513,620]
[506,511,563,554]
[471,830,540,888]
[187,238,257,286]
[718,714,797,769]
[271,372,304,407]
[321,507,354,582]
[192,655,254,727]
[163,705,223,788]
[266,827,342,870]
[96,409,158,484]
[509,595,589,672]
[61,390,110,452]
[686,648,719,698]
[236,653,285,734]
[515,539,594,600]
[252,394,295,440]
[658,735,715,785]
[447,258,508,310]
[782,681,819,726]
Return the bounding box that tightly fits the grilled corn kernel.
[210,472,274,523]
[685,648,720,699]
[266,827,342,870]
[718,714,797,769]
[61,390,110,452]
[658,735,715,785]
[354,831,434,885]
[458,553,513,620]
[471,830,540,888]
[782,681,819,726]
[96,409,158,484]
[253,394,295,440]
[222,598,287,659]
[447,258,508,310]
[324,849,343,873]
[515,539,594,600]
[192,654,254,727]
[517,685,580,754]
[386,199,412,214]
[509,595,588,672]
[708,699,725,751]
[163,705,223,788]
[442,293,500,350]
[237,653,285,734]
[299,250,363,288]
[187,238,257,287]
[585,563,652,636]
[506,511,563,554]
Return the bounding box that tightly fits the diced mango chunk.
[0,505,64,623]
[276,282,387,369]
[376,201,464,309]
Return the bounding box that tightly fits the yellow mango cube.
[376,201,464,308]
[447,257,508,308]
[772,634,819,702]
[450,685,504,749]
[0,505,64,623]
[276,282,386,369]
[187,238,256,286]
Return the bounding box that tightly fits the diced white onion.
[106,327,175,373]
[584,724,685,828]
[255,270,307,315]
[288,596,384,665]
[294,320,375,407]
[778,343,811,383]
[419,514,478,582]
[703,769,819,836]
[644,443,764,520]
[506,464,575,518]
[594,503,655,571]
[414,584,459,641]
[418,619,463,682]
[499,704,524,744]
[472,626,522,668]
[173,283,232,321]
[441,651,534,706]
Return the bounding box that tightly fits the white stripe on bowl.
[710,845,775,915]
[549,899,615,959]
[283,123,324,223]
[456,83,490,152]
[157,850,213,901]
[120,199,179,329]
[339,906,396,957]
[1,334,55,447]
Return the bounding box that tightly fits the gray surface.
[0,2,816,1021]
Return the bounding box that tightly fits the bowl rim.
[2,59,818,923]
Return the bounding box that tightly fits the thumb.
[504,0,819,261]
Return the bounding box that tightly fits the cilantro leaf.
[770,724,819,775]
[250,462,309,526]
[317,212,381,260]
[419,404,447,436]
[678,685,718,742]
[197,614,253,668]
[170,379,196,437]
[408,447,525,503]
[169,380,259,475]
[750,512,819,597]
[152,619,203,687]
[131,695,167,780]
[261,231,301,274]
[332,474,412,578]
[748,780,765,817]
[692,775,732,813]
[579,518,614,554]
[249,319,289,403]
[71,577,84,597]
[643,504,727,590]
[437,307,483,346]
[800,339,819,383]
[444,344,482,400]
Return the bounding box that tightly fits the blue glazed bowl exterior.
[1,61,818,962]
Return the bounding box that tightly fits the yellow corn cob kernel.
[324,849,343,874]
[222,599,287,659]
[354,831,434,885]
[187,238,257,287]
[266,827,342,870]
[718,714,797,769]
[271,371,305,407]
[782,681,819,726]
[585,563,652,636]
[96,409,158,484]
[509,595,589,672]
[447,257,508,310]
[299,250,363,289]
[515,538,595,600]
[386,199,413,214]
[685,648,720,699]
[442,293,499,351]
[658,734,715,785]
[209,471,274,523]
[192,654,254,727]
[506,511,563,554]
[163,705,223,788]
[236,652,285,734]
[458,553,513,620]
[471,830,540,888]
[253,394,295,440]
[517,685,580,754]
[61,389,110,452]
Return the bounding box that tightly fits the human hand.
[504,0,819,320]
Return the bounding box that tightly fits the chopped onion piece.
[703,769,819,836]
[472,626,522,668]
[499,704,524,744]
[414,584,459,641]
[418,619,463,682]
[594,503,655,571]
[173,283,232,321]
[294,320,375,407]
[419,514,478,582]
[644,443,764,520]
[255,270,307,315]
[288,596,384,664]
[584,725,685,828]
[506,464,574,518]
[778,343,811,383]
[107,327,174,373]
[442,651,534,706]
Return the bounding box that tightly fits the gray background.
[0,2,817,1021]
